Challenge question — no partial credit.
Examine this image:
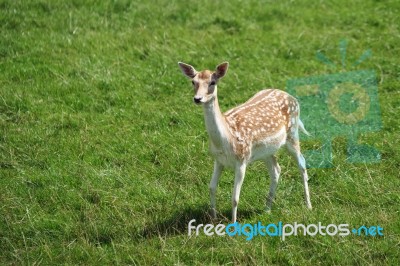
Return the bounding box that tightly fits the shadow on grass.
[139,205,258,239]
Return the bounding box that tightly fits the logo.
[188,219,384,241]
[287,39,382,168]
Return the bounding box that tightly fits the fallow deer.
[178,62,312,223]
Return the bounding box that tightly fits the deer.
[178,61,312,223]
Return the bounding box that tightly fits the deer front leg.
[232,162,247,223]
[209,161,223,219]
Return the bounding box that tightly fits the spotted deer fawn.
[178,62,312,223]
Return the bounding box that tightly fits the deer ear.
[215,62,229,79]
[178,62,197,79]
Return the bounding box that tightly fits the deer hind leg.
[209,161,223,219]
[264,155,281,212]
[286,133,312,210]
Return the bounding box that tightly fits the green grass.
[1,0,399,264]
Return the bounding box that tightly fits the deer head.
[178,62,229,104]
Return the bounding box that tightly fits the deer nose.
[193,96,202,104]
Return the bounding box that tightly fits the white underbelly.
[249,128,287,163]
[209,127,287,167]
[249,142,282,163]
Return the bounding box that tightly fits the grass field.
[1,0,399,264]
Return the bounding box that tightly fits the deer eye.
[191,80,195,85]
[209,81,216,86]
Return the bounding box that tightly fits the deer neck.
[203,93,231,149]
